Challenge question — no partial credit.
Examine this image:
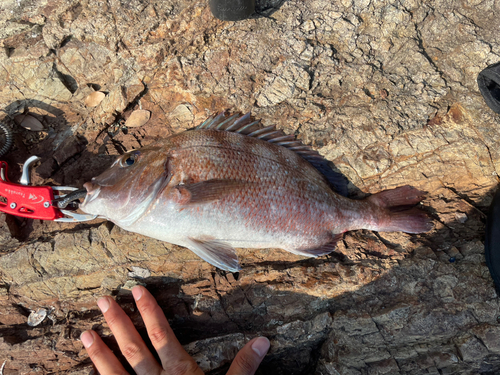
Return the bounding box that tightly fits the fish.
[80,112,432,272]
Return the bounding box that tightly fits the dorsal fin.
[196,111,349,196]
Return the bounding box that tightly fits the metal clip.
[0,156,97,222]
[56,209,98,222]
[20,155,40,185]
[51,187,97,222]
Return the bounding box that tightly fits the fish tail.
[367,185,433,234]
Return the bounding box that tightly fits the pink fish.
[81,112,432,272]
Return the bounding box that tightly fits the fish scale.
[171,143,327,239]
[81,112,432,272]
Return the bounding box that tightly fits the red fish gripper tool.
[0,156,97,222]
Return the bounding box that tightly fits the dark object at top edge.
[209,0,255,21]
[485,187,500,290]
[477,62,500,114]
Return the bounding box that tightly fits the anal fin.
[186,237,241,272]
[288,234,343,257]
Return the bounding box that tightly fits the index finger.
[131,286,203,375]
[97,296,161,375]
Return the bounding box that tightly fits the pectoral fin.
[186,237,241,272]
[176,179,251,205]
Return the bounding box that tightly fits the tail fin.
[367,185,433,233]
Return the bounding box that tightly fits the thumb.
[226,337,270,375]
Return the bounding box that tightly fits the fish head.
[80,145,170,227]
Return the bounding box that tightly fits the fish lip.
[81,182,101,207]
[83,182,99,194]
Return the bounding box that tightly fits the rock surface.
[1,0,500,374]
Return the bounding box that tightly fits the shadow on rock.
[95,239,500,375]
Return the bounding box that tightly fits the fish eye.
[120,152,139,167]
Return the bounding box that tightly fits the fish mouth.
[83,182,98,193]
[81,182,101,207]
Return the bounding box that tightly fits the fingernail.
[80,331,94,348]
[132,286,143,301]
[97,297,110,313]
[251,337,270,357]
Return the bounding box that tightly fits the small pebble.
[84,91,106,107]
[455,212,468,224]
[27,308,47,326]
[15,114,44,131]
[125,110,150,128]
[128,266,151,279]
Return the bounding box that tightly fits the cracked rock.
[1,0,500,374]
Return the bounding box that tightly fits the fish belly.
[122,193,334,252]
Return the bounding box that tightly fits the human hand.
[80,285,270,375]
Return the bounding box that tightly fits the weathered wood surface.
[1,0,500,374]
